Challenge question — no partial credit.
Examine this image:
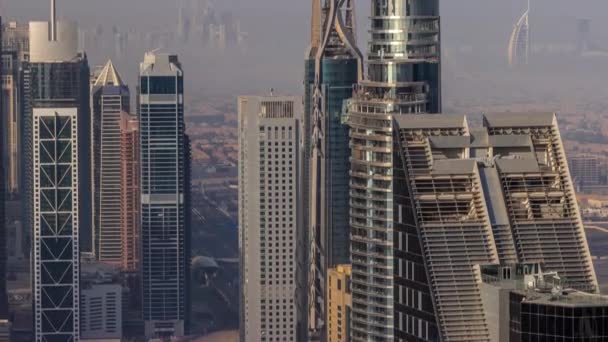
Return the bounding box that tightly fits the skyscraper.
[326,265,352,342]
[305,0,362,334]
[508,0,530,66]
[344,0,441,340]
[120,113,140,273]
[238,96,307,342]
[28,1,92,253]
[91,60,130,265]
[139,52,189,338]
[0,15,8,323]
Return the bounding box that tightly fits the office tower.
[305,0,363,335]
[28,1,92,254]
[344,0,441,340]
[0,15,7,324]
[238,96,307,342]
[139,52,189,338]
[29,1,90,339]
[577,19,591,55]
[508,0,531,66]
[80,284,122,341]
[480,263,607,341]
[0,319,9,342]
[346,112,597,341]
[326,265,351,342]
[120,114,140,272]
[568,155,601,190]
[33,106,81,341]
[1,49,19,197]
[91,60,130,264]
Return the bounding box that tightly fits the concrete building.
[0,15,7,326]
[480,263,608,341]
[238,95,307,342]
[0,319,10,342]
[326,265,351,342]
[344,112,597,341]
[120,114,140,273]
[305,1,362,335]
[91,60,130,265]
[139,52,189,338]
[344,0,441,340]
[80,284,122,341]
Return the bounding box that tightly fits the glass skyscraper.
[139,52,189,339]
[305,0,363,335]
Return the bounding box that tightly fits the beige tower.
[326,265,352,342]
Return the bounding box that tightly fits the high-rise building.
[568,155,601,190]
[120,113,140,273]
[33,106,81,341]
[326,265,351,342]
[91,60,130,265]
[1,20,28,198]
[345,111,598,341]
[29,1,90,339]
[139,52,189,338]
[238,96,308,342]
[0,15,8,324]
[344,0,441,340]
[28,1,92,254]
[508,0,531,66]
[305,0,362,334]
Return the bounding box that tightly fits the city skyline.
[2,0,608,341]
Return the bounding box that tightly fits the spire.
[50,0,57,41]
[94,60,125,87]
[309,0,322,57]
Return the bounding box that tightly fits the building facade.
[33,107,80,341]
[139,52,189,338]
[120,114,140,272]
[1,20,29,198]
[508,0,530,66]
[305,0,362,334]
[326,265,351,342]
[344,0,441,340]
[238,96,307,342]
[91,60,130,265]
[568,155,601,190]
[80,284,122,341]
[0,15,7,323]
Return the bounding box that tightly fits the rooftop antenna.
[50,0,57,41]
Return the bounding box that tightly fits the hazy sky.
[3,0,608,97]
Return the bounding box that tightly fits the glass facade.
[139,58,189,338]
[511,298,608,342]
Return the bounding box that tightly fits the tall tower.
[120,113,140,273]
[0,15,9,322]
[305,0,363,336]
[344,0,441,340]
[29,1,90,340]
[139,52,189,339]
[508,0,530,66]
[238,95,307,342]
[91,60,130,265]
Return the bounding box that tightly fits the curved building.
[305,0,363,336]
[508,0,530,66]
[345,0,441,340]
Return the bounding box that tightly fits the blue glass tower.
[139,52,189,339]
[305,0,363,334]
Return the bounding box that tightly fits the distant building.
[480,263,608,341]
[80,284,122,341]
[120,113,140,273]
[305,0,362,334]
[326,265,351,342]
[0,15,7,326]
[238,95,307,342]
[568,155,601,190]
[139,52,189,338]
[508,0,531,66]
[0,319,10,342]
[91,60,130,265]
[577,19,592,55]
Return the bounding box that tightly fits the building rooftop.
[483,112,555,128]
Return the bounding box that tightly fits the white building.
[238,96,307,342]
